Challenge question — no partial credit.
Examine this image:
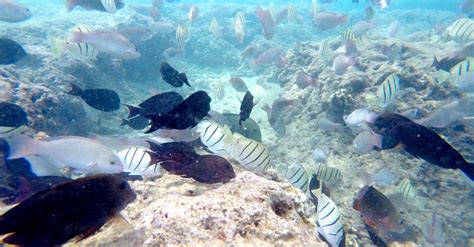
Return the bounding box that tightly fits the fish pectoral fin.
[108,213,137,239]
[74,221,107,243]
[87,162,98,167]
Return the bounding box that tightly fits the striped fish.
[288,4,297,22]
[444,18,474,43]
[49,24,98,59]
[116,147,161,178]
[175,24,188,49]
[213,81,225,100]
[197,120,233,156]
[341,28,355,41]
[316,193,345,247]
[234,12,246,44]
[376,73,400,107]
[320,40,331,63]
[209,17,222,38]
[398,177,415,200]
[314,164,342,184]
[100,0,117,13]
[284,164,310,194]
[229,135,271,174]
[449,57,473,76]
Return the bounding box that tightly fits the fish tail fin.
[123,104,140,118]
[178,73,190,87]
[65,0,77,12]
[6,134,40,159]
[66,83,84,97]
[47,36,68,56]
[261,103,271,113]
[144,115,165,134]
[460,162,474,181]
[120,118,130,126]
[431,56,439,68]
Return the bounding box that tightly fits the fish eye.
[400,220,404,225]
[110,161,116,165]
[119,182,127,190]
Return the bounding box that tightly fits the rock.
[74,171,326,246]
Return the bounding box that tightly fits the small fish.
[320,39,332,64]
[449,57,473,76]
[250,47,287,69]
[188,4,198,25]
[175,24,188,50]
[125,91,184,118]
[314,164,342,184]
[341,28,356,41]
[0,102,27,135]
[353,185,406,234]
[313,10,348,30]
[361,167,394,186]
[432,55,466,72]
[255,6,275,40]
[332,53,356,75]
[422,212,445,244]
[352,20,376,37]
[398,178,415,200]
[160,62,190,87]
[414,100,466,128]
[318,117,344,131]
[121,116,150,130]
[67,83,120,112]
[148,142,235,183]
[116,146,161,178]
[376,73,400,107]
[284,164,310,194]
[222,113,262,142]
[344,39,358,56]
[69,30,140,59]
[196,120,234,156]
[343,108,377,127]
[0,38,27,65]
[381,43,401,64]
[150,6,161,22]
[209,17,223,39]
[239,91,255,126]
[261,98,298,136]
[7,134,123,175]
[228,134,271,174]
[442,18,474,43]
[312,147,330,163]
[387,20,400,38]
[145,91,211,133]
[296,71,318,89]
[365,6,374,20]
[229,77,248,92]
[212,81,225,100]
[0,0,31,23]
[371,113,474,180]
[66,0,124,13]
[0,174,136,246]
[234,12,246,44]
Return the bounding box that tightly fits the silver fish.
[116,146,161,178]
[376,73,400,107]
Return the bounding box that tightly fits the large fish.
[0,38,27,65]
[371,113,474,180]
[0,0,31,23]
[442,18,474,43]
[0,103,27,135]
[284,164,311,194]
[66,0,124,13]
[67,83,121,112]
[228,134,271,174]
[48,25,99,60]
[0,174,136,246]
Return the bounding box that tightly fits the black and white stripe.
[398,177,415,200]
[285,165,310,194]
[450,58,473,77]
[100,0,117,13]
[230,136,270,174]
[377,73,399,107]
[315,164,342,184]
[116,147,161,178]
[447,18,474,43]
[198,120,230,156]
[317,193,345,247]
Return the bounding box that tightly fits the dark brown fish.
[6,176,73,205]
[160,62,190,87]
[372,113,474,180]
[147,142,235,184]
[0,174,136,246]
[239,91,254,126]
[431,55,466,72]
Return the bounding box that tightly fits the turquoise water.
[0,0,473,246]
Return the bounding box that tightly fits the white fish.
[209,17,223,39]
[234,12,246,44]
[332,53,356,75]
[398,177,415,200]
[284,164,310,194]
[196,120,234,156]
[312,147,330,163]
[353,131,382,154]
[314,164,342,184]
[175,24,188,50]
[6,134,123,175]
[228,134,271,174]
[415,100,466,128]
[212,81,225,100]
[387,20,400,38]
[376,73,400,107]
[422,212,445,244]
[69,31,140,60]
[443,18,474,43]
[450,58,474,92]
[361,166,394,186]
[320,39,332,64]
[116,146,161,178]
[0,0,31,23]
[343,108,377,127]
[315,192,345,247]
[48,25,98,59]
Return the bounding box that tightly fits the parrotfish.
[332,53,356,75]
[0,39,27,65]
[0,0,31,23]
[296,71,318,89]
[255,6,275,40]
[313,10,348,30]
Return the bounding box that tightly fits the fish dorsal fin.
[310,179,323,199]
[101,0,117,13]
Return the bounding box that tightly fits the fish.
[314,164,342,184]
[360,167,394,186]
[422,212,445,244]
[188,4,198,25]
[66,83,120,112]
[0,38,27,65]
[121,116,150,130]
[147,142,235,183]
[229,77,248,92]
[313,10,348,30]
[145,91,211,133]
[414,100,466,128]
[150,6,161,22]
[0,174,136,246]
[239,91,255,126]
[116,146,161,178]
[0,0,31,23]
[449,57,474,76]
[381,43,401,64]
[397,178,415,200]
[0,103,27,135]
[341,28,356,41]
[387,21,400,38]
[320,39,332,64]
[250,47,287,69]
[318,117,344,131]
[399,108,423,120]
[353,131,383,154]
[125,92,184,118]
[228,134,271,174]
[431,55,466,72]
[212,81,225,100]
[160,62,190,87]
[371,113,474,180]
[66,0,124,13]
[287,4,297,22]
[118,28,153,43]
[69,30,140,59]
[442,18,474,43]
[5,176,73,205]
[332,53,356,75]
[284,164,310,194]
[296,71,318,89]
[461,0,474,13]
[352,20,376,37]
[255,6,275,40]
[376,73,400,107]
[175,24,188,50]
[196,120,234,156]
[209,17,223,39]
[261,98,298,136]
[152,128,199,143]
[344,39,358,56]
[343,108,377,127]
[448,58,474,91]
[222,113,262,142]
[353,185,406,234]
[48,24,98,59]
[234,12,246,44]
[365,6,374,20]
[6,134,123,175]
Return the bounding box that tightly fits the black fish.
[223,113,262,142]
[0,174,136,246]
[372,113,474,180]
[239,91,254,126]
[120,115,150,130]
[145,91,211,133]
[67,83,121,112]
[147,142,235,184]
[124,92,183,118]
[160,62,190,87]
[431,55,466,72]
[5,176,72,205]
[0,102,28,134]
[0,39,27,65]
